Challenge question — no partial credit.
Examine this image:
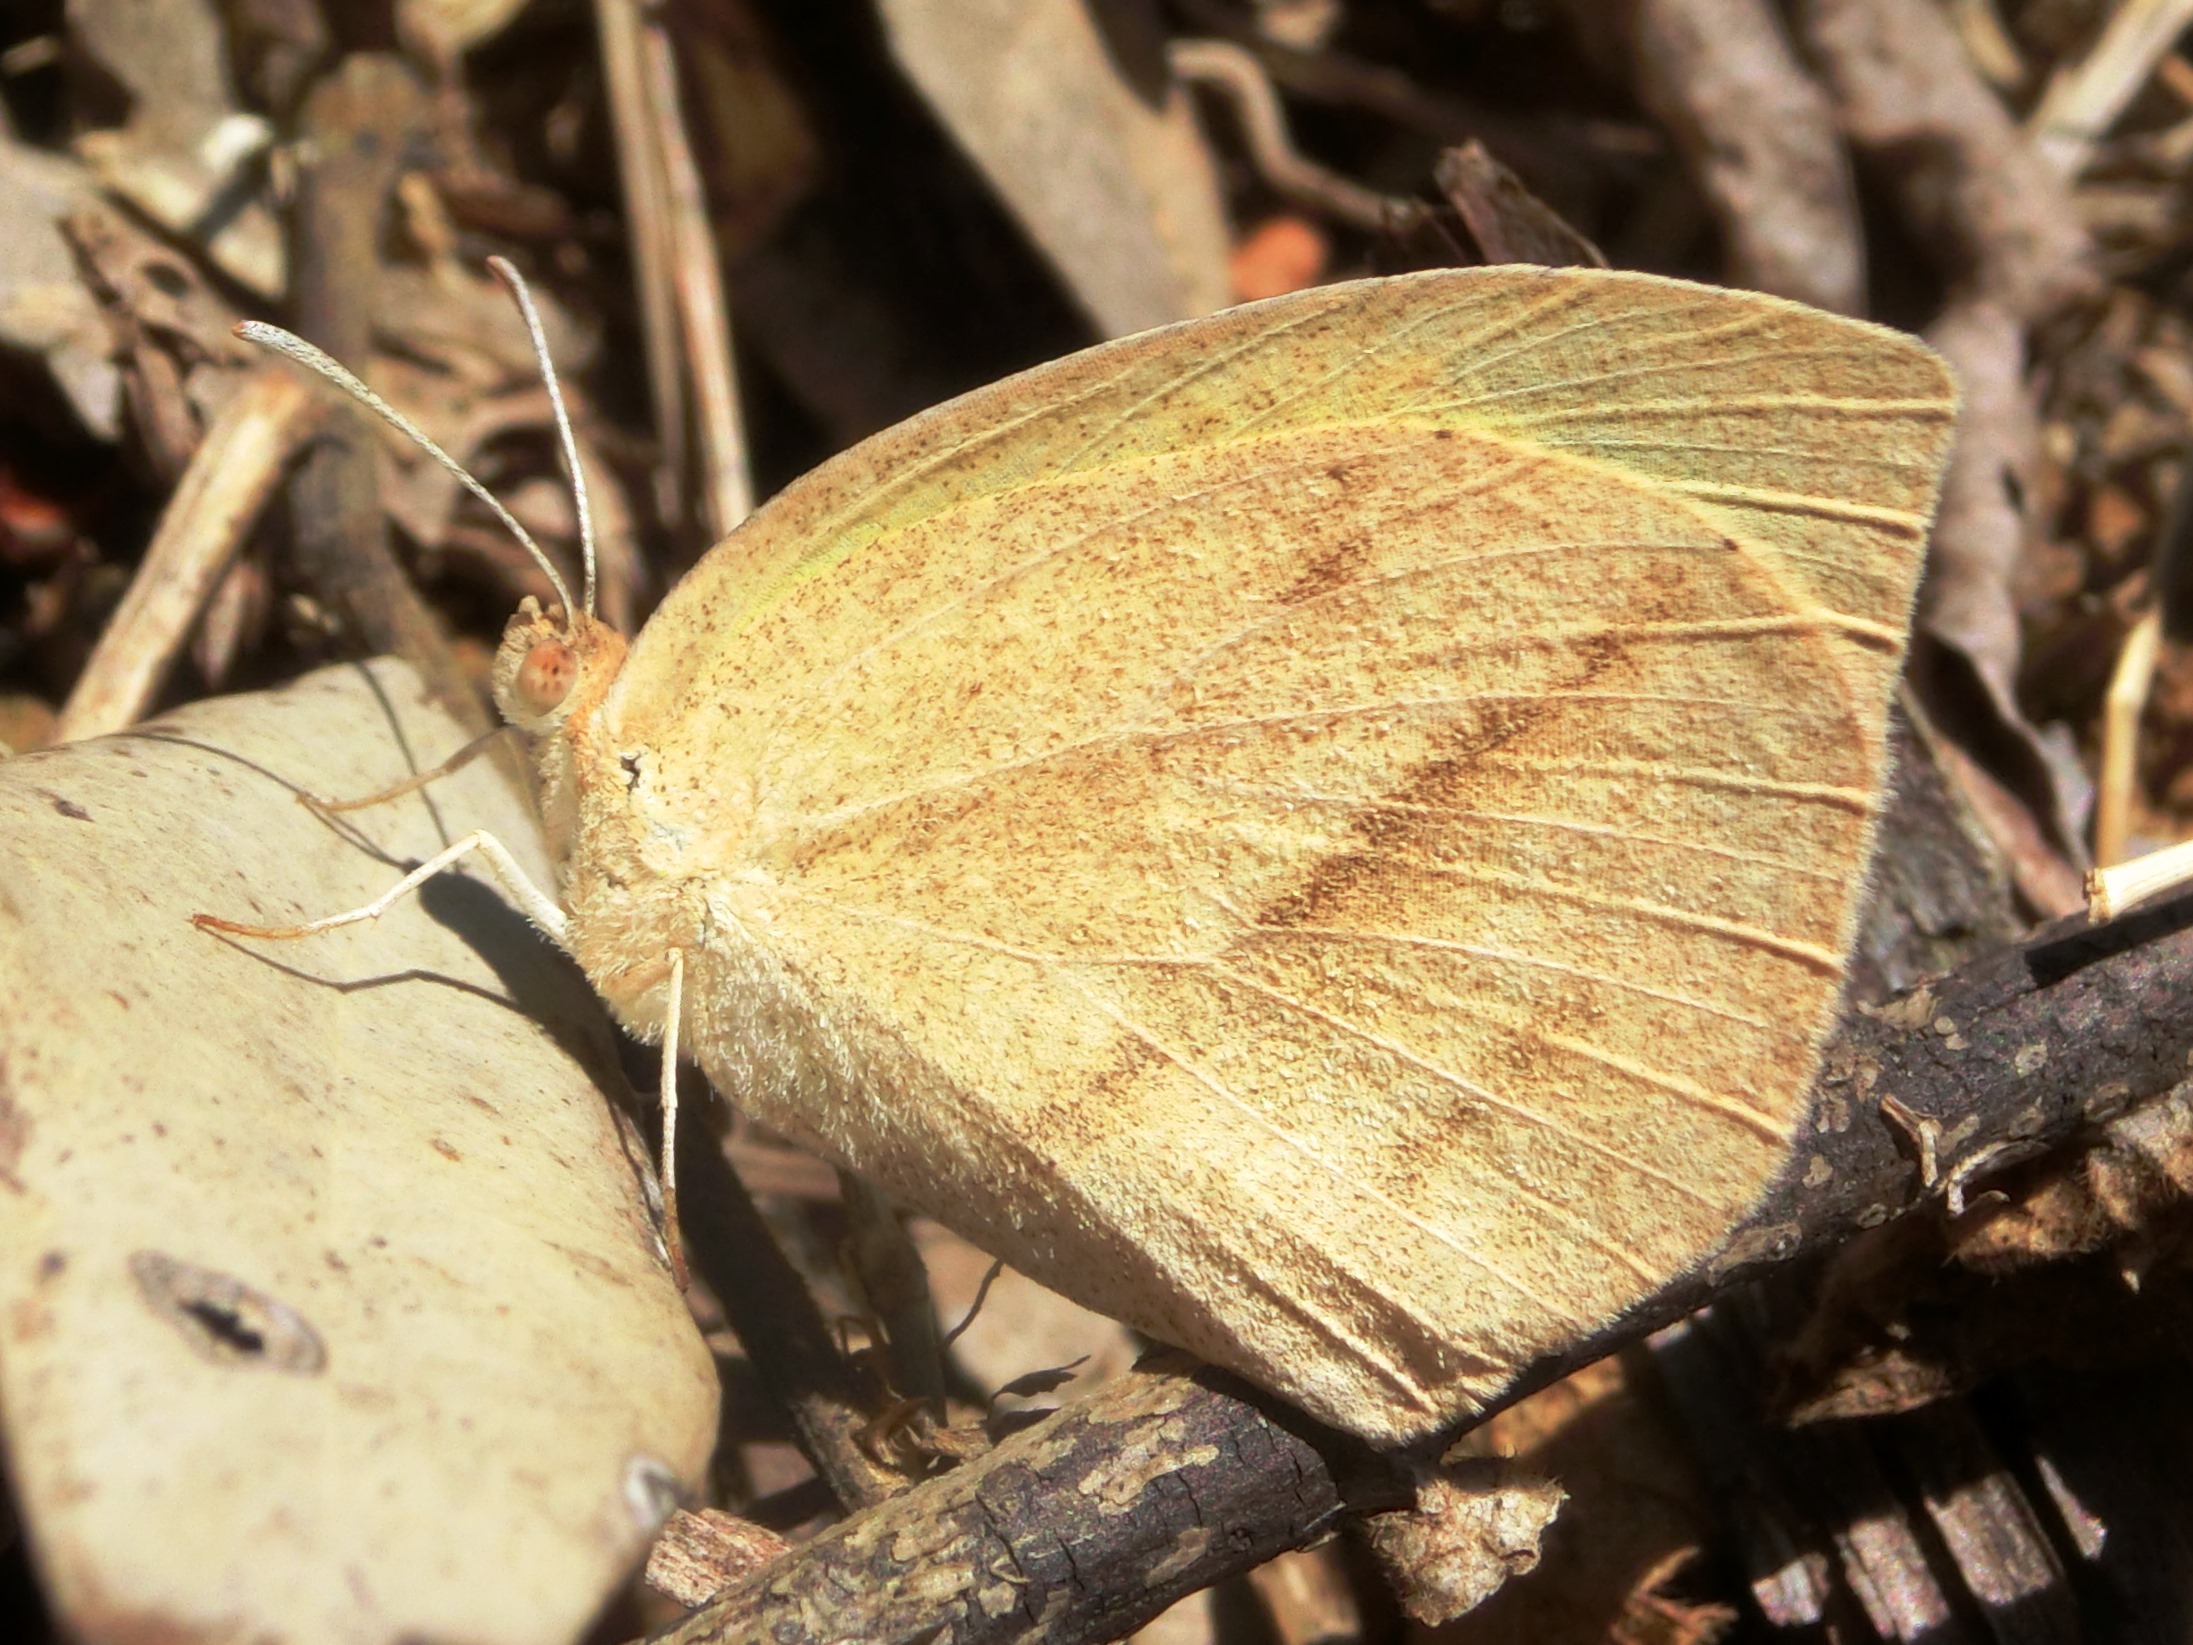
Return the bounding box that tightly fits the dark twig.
[654,1353,1403,1645]
[287,55,490,737]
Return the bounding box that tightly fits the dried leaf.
[63,200,257,477]
[992,1359,1088,1403]
[1435,141,1607,270]
[914,1220,1140,1405]
[877,0,1231,336]
[65,0,284,295]
[0,134,120,439]
[1363,1460,1566,1627]
[0,659,716,1645]
[1430,1359,1720,1644]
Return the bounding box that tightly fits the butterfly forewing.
[591,267,1956,1441]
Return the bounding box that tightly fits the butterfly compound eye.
[515,638,577,716]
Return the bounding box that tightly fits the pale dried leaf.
[1363,1461,1566,1627]
[0,660,717,1645]
[0,134,120,438]
[66,0,284,295]
[913,1219,1139,1403]
[877,0,1231,336]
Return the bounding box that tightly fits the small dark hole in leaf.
[182,1298,266,1357]
[129,1250,326,1375]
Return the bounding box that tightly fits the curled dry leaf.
[1953,1079,2193,1278]
[63,200,258,480]
[1770,1077,2193,1425]
[1433,142,1606,271]
[0,660,716,1645]
[1427,1356,1726,1644]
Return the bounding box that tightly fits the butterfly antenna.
[234,319,581,625]
[488,256,597,620]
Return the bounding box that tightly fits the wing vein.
[1422,334,1885,417]
[1228,282,1606,441]
[1238,921,1771,1029]
[778,689,1877,842]
[1049,971,1580,1313]
[1201,961,1719,1258]
[772,885,1577,1316]
[749,437,1535,778]
[1409,860,1843,972]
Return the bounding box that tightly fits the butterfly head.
[492,596,627,737]
[235,253,615,738]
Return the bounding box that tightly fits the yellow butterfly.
[217,265,1956,1444]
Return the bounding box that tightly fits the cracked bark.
[655,1354,1393,1645]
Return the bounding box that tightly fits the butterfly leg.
[660,947,690,1290]
[306,726,515,814]
[193,829,572,950]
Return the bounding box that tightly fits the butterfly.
[209,264,1956,1444]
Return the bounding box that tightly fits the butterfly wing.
[603,268,1956,1441]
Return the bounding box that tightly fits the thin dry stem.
[2096,606,2163,869]
[2088,835,2193,920]
[2029,0,2193,178]
[593,0,689,526]
[636,18,754,537]
[57,366,322,741]
[1169,38,1425,234]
